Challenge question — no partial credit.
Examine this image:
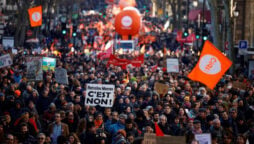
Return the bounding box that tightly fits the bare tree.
[167,0,183,30]
[223,0,235,72]
[207,0,222,51]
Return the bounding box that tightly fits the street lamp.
[193,0,198,7]
[233,10,239,17]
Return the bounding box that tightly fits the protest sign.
[85,84,115,107]
[0,54,13,68]
[144,133,185,144]
[144,133,156,144]
[157,135,185,144]
[166,58,179,73]
[42,57,56,71]
[154,82,169,96]
[248,61,254,78]
[26,57,43,81]
[2,36,14,49]
[232,81,247,90]
[55,68,68,85]
[195,133,212,144]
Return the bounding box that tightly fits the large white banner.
[167,58,179,73]
[0,54,12,68]
[85,84,115,107]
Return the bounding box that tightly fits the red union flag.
[28,6,42,27]
[188,41,232,89]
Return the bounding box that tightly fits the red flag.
[28,6,42,27]
[154,122,164,136]
[188,41,232,89]
[97,47,113,60]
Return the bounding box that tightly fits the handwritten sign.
[144,133,185,144]
[154,82,169,96]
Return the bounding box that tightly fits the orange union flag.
[188,41,232,89]
[28,6,42,27]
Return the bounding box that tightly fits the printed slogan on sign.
[85,84,115,107]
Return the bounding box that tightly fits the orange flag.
[28,6,42,27]
[188,41,232,89]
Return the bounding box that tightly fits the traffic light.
[202,29,209,41]
[195,28,200,39]
[72,25,77,37]
[183,29,188,38]
[61,23,67,35]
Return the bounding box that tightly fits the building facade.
[235,0,254,47]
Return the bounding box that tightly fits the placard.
[144,133,156,144]
[2,37,14,49]
[144,133,185,144]
[55,68,68,85]
[0,54,12,68]
[195,133,212,144]
[167,58,179,73]
[26,57,43,81]
[232,81,247,90]
[85,84,115,107]
[154,82,169,96]
[42,57,56,71]
[248,61,254,78]
[115,40,135,52]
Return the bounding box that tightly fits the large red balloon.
[115,9,141,36]
[118,0,136,9]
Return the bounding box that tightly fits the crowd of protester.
[0,3,254,144]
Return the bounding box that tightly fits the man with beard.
[16,123,36,144]
[125,119,139,138]
[153,112,160,123]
